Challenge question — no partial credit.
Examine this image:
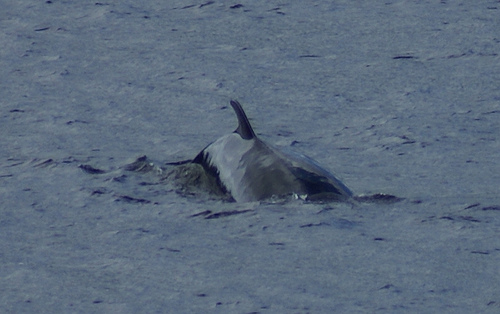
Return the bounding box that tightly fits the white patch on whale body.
[201,133,255,202]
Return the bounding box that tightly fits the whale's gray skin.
[193,100,353,203]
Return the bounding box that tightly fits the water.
[1,1,499,312]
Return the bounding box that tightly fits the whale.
[193,100,353,203]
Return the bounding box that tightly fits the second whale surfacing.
[192,100,353,203]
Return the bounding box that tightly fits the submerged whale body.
[193,100,353,203]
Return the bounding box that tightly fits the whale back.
[193,100,352,202]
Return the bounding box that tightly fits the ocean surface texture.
[1,1,499,313]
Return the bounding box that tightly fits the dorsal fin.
[230,100,256,140]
